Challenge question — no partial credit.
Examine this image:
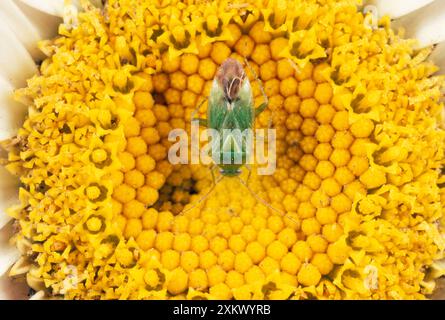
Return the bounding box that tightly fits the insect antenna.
[243,57,268,109]
[177,174,225,217]
[191,97,208,124]
[287,58,302,75]
[236,176,300,227]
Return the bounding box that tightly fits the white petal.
[0,273,29,299]
[17,0,69,17]
[29,290,46,300]
[392,0,445,48]
[429,42,445,74]
[13,0,62,41]
[0,19,37,88]
[363,0,436,19]
[0,166,20,229]
[17,0,103,18]
[0,222,20,278]
[0,0,44,60]
[0,76,27,141]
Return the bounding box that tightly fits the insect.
[175,58,287,215]
[174,58,297,226]
[192,57,268,177]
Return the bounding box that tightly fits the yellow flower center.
[4,0,445,301]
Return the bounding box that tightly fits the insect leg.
[177,173,224,217]
[191,98,208,127]
[255,102,268,117]
[243,58,269,117]
[237,176,300,228]
[287,58,302,76]
[244,164,252,185]
[209,163,218,186]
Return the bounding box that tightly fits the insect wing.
[207,79,227,130]
[231,77,254,131]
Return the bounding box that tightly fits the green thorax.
[207,78,254,176]
[207,78,254,131]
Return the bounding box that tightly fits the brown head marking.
[216,58,246,101]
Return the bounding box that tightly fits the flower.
[1,0,445,300]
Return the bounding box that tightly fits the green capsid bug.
[180,58,296,224]
[193,58,268,177]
